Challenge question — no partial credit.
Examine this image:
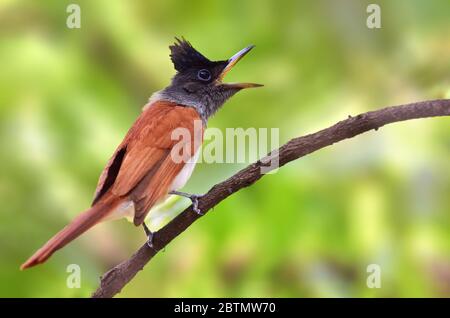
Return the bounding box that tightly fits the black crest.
[169,37,212,72]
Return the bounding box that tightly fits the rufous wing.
[92,100,203,225]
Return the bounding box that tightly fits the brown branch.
[92,98,450,298]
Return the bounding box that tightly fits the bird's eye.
[197,69,211,81]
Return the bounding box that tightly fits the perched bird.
[21,38,261,270]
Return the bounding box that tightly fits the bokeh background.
[0,0,449,297]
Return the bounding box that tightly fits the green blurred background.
[0,0,449,297]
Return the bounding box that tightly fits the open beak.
[218,45,263,89]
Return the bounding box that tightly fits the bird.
[21,38,262,270]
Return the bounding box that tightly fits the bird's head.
[161,38,262,119]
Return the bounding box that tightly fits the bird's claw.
[143,223,154,249]
[146,232,154,248]
[169,190,204,215]
[190,194,203,215]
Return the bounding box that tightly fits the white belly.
[170,148,200,191]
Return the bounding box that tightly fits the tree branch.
[92,99,450,298]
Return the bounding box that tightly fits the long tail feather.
[20,197,120,270]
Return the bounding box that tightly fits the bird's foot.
[169,190,204,215]
[142,222,154,248]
